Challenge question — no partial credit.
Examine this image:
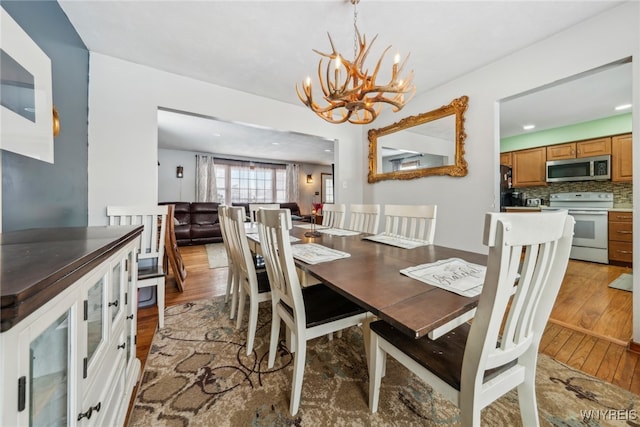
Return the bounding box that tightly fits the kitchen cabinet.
[500,152,513,167]
[612,133,632,182]
[546,137,611,161]
[512,147,547,187]
[1,226,142,427]
[608,211,632,265]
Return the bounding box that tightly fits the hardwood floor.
[134,245,640,398]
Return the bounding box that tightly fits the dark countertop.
[1,225,143,332]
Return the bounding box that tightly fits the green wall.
[501,113,632,152]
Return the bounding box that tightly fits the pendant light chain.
[353,0,358,62]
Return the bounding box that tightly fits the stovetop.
[548,192,614,209]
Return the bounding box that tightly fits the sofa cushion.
[190,202,219,225]
[280,202,302,217]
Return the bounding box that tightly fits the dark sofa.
[160,202,223,246]
[231,202,304,220]
[160,201,306,246]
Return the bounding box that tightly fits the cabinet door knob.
[108,300,119,308]
[126,314,134,320]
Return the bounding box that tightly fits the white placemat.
[400,258,486,297]
[290,243,351,264]
[318,228,361,236]
[363,233,430,249]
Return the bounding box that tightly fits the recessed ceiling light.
[522,124,536,131]
[212,132,221,137]
[272,142,279,145]
[614,103,632,111]
[324,149,332,152]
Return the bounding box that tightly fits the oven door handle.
[567,210,608,215]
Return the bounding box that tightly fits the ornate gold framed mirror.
[367,95,468,183]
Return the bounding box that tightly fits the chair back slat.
[463,210,574,379]
[348,204,380,234]
[106,205,168,262]
[249,203,280,225]
[321,203,346,228]
[383,204,437,242]
[256,209,303,321]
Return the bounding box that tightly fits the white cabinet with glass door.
[0,228,140,427]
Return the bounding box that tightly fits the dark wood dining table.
[286,225,488,340]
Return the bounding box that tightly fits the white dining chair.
[221,206,271,355]
[368,210,575,426]
[256,208,368,415]
[321,203,346,229]
[348,204,380,234]
[107,205,169,328]
[382,204,437,243]
[219,205,240,319]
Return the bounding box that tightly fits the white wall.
[87,54,362,225]
[158,149,197,202]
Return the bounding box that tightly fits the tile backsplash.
[517,182,633,206]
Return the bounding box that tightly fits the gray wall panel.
[2,1,88,231]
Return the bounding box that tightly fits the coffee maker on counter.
[499,165,525,210]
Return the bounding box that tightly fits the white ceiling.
[58,0,631,164]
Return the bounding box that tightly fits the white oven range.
[541,192,613,264]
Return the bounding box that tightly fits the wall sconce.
[176,166,184,178]
[306,174,313,184]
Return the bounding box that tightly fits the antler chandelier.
[296,0,415,125]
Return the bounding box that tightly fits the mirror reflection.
[368,96,468,182]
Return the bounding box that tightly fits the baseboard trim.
[547,318,630,347]
[630,341,640,354]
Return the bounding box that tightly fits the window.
[214,159,287,203]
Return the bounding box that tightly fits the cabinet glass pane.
[111,262,122,322]
[30,310,70,427]
[87,278,104,363]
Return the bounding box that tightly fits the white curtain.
[286,163,299,202]
[195,154,218,202]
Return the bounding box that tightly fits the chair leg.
[289,332,307,416]
[235,285,246,330]
[224,265,233,303]
[246,294,259,356]
[517,351,540,427]
[368,332,384,413]
[268,304,281,369]
[157,278,165,329]
[229,270,239,320]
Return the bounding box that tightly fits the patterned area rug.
[128,298,640,426]
[205,243,228,269]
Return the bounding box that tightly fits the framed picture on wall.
[0,7,54,163]
[321,173,334,204]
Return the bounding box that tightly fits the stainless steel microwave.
[546,155,611,182]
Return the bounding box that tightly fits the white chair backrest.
[249,203,280,225]
[321,203,346,228]
[221,206,258,286]
[348,204,380,234]
[218,205,235,265]
[383,204,437,243]
[107,205,168,261]
[464,210,574,389]
[256,209,304,322]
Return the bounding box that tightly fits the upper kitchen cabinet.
[612,133,632,182]
[500,152,513,167]
[546,137,611,161]
[512,147,547,187]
